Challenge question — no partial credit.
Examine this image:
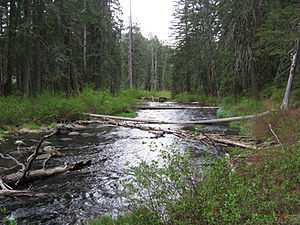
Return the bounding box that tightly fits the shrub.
[90,144,300,225]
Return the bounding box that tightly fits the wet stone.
[68,132,80,136]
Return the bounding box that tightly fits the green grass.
[115,112,138,118]
[0,89,170,128]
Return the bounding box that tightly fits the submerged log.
[85,111,270,125]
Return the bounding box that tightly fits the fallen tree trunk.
[206,135,257,150]
[137,106,219,110]
[0,190,46,198]
[84,111,270,125]
[79,119,258,150]
[2,160,92,186]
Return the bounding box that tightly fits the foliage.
[0,89,164,127]
[1,208,17,225]
[172,0,300,98]
[91,144,300,225]
[0,0,123,96]
[121,29,174,91]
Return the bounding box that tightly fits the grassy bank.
[0,89,171,130]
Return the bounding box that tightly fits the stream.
[0,102,233,225]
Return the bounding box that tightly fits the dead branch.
[2,160,92,186]
[16,130,58,186]
[0,189,46,198]
[0,153,26,171]
[268,124,283,147]
[85,119,258,150]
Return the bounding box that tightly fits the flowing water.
[0,102,231,225]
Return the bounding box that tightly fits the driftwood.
[204,135,257,150]
[0,190,46,198]
[16,130,58,186]
[2,160,92,186]
[0,178,46,197]
[82,119,258,150]
[137,106,219,110]
[85,111,270,125]
[0,130,92,197]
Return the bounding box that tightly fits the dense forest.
[1,0,299,98]
[0,0,173,97]
[172,0,300,98]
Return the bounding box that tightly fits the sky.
[119,0,175,43]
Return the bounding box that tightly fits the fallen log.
[206,135,257,150]
[81,119,258,150]
[137,106,219,110]
[2,160,92,186]
[0,190,46,198]
[84,111,270,125]
[16,130,58,185]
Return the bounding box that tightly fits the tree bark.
[2,160,92,186]
[128,0,133,88]
[281,39,300,110]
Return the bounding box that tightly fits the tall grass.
[0,89,170,127]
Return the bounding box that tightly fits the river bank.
[88,94,300,225]
[1,91,299,225]
[1,100,223,224]
[0,89,171,138]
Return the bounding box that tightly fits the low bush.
[90,144,300,225]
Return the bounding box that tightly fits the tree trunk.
[83,0,87,75]
[6,0,17,96]
[128,0,133,88]
[281,39,300,110]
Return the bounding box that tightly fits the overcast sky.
[119,0,175,43]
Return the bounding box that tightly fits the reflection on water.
[0,102,223,225]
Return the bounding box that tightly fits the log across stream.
[0,102,244,224]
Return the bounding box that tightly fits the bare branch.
[268,124,283,148]
[16,130,58,186]
[0,153,25,171]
